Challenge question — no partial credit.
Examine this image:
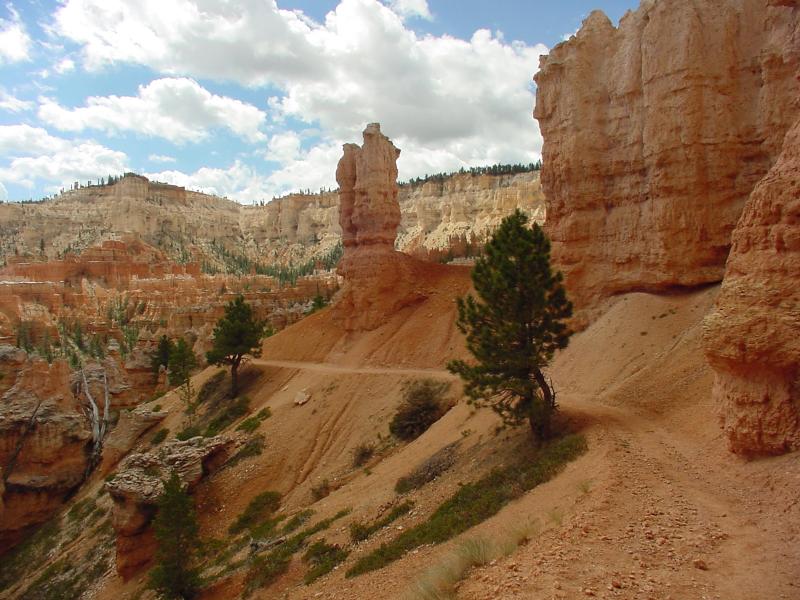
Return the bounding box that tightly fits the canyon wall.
[0,170,543,270]
[703,117,800,455]
[535,0,799,327]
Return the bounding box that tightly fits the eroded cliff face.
[0,171,543,270]
[704,117,800,455]
[535,0,799,326]
[0,349,91,552]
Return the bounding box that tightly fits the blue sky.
[0,0,637,203]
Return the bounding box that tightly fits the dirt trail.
[250,358,457,380]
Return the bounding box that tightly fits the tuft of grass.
[236,416,261,434]
[176,425,202,441]
[226,434,265,468]
[351,442,375,468]
[256,407,272,420]
[348,434,587,577]
[578,479,592,495]
[229,491,282,535]
[152,404,162,412]
[349,501,414,543]
[150,428,168,445]
[302,540,349,584]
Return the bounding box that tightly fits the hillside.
[0,169,544,272]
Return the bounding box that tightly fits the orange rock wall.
[534,0,799,326]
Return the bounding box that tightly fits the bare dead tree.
[82,368,110,470]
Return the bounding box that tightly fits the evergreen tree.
[150,471,200,599]
[447,210,572,442]
[151,335,175,375]
[169,338,198,409]
[206,295,271,397]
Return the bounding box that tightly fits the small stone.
[693,558,709,570]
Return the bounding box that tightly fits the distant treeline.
[402,161,542,186]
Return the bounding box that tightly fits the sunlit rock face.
[704,116,800,456]
[534,0,799,328]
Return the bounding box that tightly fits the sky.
[0,0,638,203]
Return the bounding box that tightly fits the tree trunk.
[530,368,554,441]
[231,359,240,398]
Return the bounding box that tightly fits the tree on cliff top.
[150,471,200,599]
[447,210,573,443]
[206,295,271,397]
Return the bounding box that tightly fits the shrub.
[349,501,413,543]
[311,479,332,502]
[395,442,459,494]
[204,396,250,436]
[236,417,261,434]
[229,491,281,535]
[197,370,226,404]
[302,540,349,584]
[176,425,202,441]
[351,442,375,467]
[347,434,587,577]
[225,434,265,468]
[389,380,451,441]
[150,428,169,445]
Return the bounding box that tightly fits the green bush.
[228,491,282,535]
[395,443,459,494]
[236,416,261,434]
[204,396,250,436]
[225,434,265,468]
[302,540,349,584]
[349,501,413,543]
[150,428,169,445]
[176,425,202,441]
[389,380,451,441]
[347,434,587,577]
[351,442,375,467]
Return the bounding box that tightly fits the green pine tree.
[447,210,573,442]
[151,335,175,375]
[149,471,200,599]
[169,338,198,409]
[206,295,271,397]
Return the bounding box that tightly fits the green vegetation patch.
[228,491,282,535]
[349,501,414,543]
[302,540,349,584]
[347,434,587,577]
[244,509,350,594]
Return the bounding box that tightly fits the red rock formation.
[106,436,233,578]
[534,0,800,327]
[704,117,800,455]
[334,124,432,330]
[0,350,91,552]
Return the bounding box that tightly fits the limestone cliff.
[534,0,799,326]
[0,170,543,270]
[704,117,800,455]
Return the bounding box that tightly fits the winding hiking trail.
[251,359,457,380]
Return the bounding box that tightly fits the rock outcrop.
[106,436,233,578]
[0,170,542,271]
[0,350,91,552]
[534,0,800,326]
[704,117,800,455]
[334,124,431,330]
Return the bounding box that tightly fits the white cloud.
[52,0,547,194]
[0,181,7,201]
[54,57,75,73]
[38,77,267,144]
[0,140,128,192]
[0,7,31,64]
[386,0,432,20]
[0,90,33,113]
[0,124,70,155]
[265,131,302,163]
[148,153,176,163]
